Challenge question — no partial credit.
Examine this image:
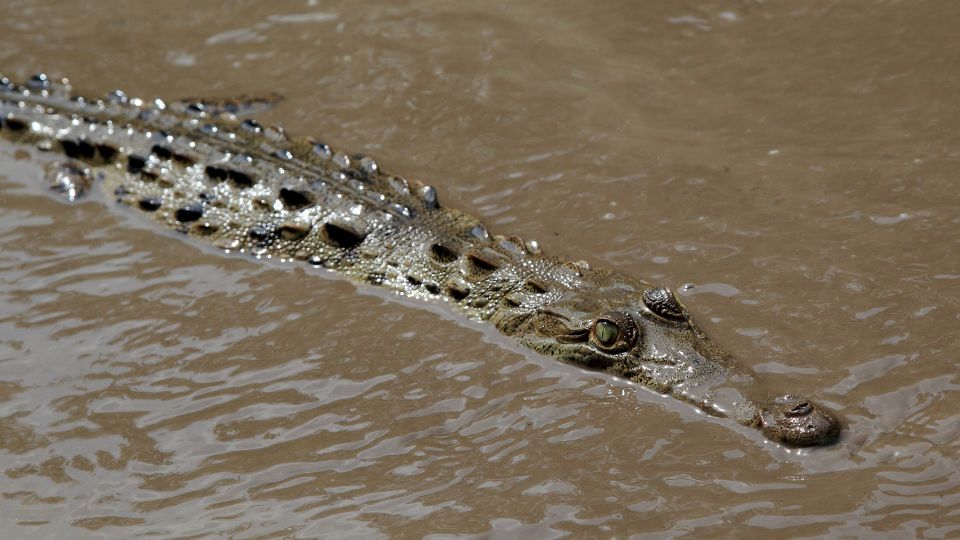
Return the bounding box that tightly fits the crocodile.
[0,73,841,447]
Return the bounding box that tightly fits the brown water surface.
[0,1,958,537]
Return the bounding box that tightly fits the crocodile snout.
[760,395,841,447]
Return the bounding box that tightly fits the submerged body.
[0,74,840,446]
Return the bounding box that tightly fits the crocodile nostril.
[786,401,813,417]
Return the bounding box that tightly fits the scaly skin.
[0,73,841,446]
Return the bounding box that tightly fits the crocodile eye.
[642,286,688,322]
[590,312,638,353]
[594,320,619,346]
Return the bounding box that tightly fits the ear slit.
[557,328,590,344]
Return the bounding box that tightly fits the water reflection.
[1,0,959,536]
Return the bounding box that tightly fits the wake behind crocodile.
[0,73,842,447]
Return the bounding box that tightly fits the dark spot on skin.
[279,187,313,208]
[523,280,548,294]
[279,221,311,240]
[175,203,203,222]
[228,170,254,187]
[191,221,219,235]
[561,261,587,277]
[204,165,253,187]
[249,225,273,242]
[322,222,365,249]
[446,283,470,301]
[407,275,422,286]
[240,119,261,132]
[424,282,440,295]
[127,154,147,173]
[151,144,173,159]
[151,144,194,164]
[4,117,25,131]
[95,144,118,163]
[61,139,96,160]
[429,243,460,264]
[174,153,195,165]
[465,252,500,277]
[205,166,229,181]
[366,273,386,285]
[504,296,521,308]
[139,197,162,211]
[186,103,205,115]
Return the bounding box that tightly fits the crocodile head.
[493,266,841,447]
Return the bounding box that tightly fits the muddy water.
[0,0,958,537]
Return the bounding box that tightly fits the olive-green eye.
[594,320,619,346]
[588,312,639,353]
